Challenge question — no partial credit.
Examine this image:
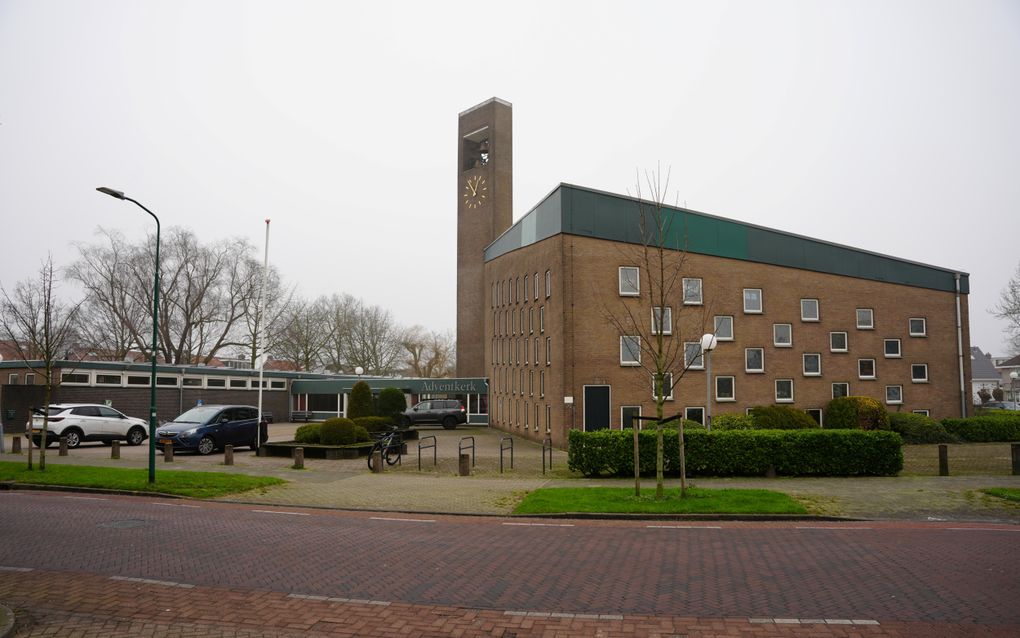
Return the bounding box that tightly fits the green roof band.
[484,184,969,294]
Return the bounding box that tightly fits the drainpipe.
[955,274,966,417]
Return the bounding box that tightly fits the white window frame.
[773,323,793,348]
[7,373,17,385]
[745,347,764,374]
[25,373,35,385]
[714,315,734,341]
[884,339,902,358]
[618,266,640,296]
[858,359,876,380]
[205,377,226,388]
[743,288,763,314]
[775,379,794,403]
[523,275,528,302]
[545,270,552,298]
[684,406,705,425]
[912,409,930,416]
[651,306,672,335]
[682,278,703,305]
[715,376,735,402]
[805,408,823,426]
[95,373,124,387]
[621,405,641,430]
[830,331,848,353]
[155,375,180,388]
[885,385,903,405]
[832,382,849,399]
[546,337,552,365]
[911,363,929,383]
[909,317,927,337]
[803,353,822,376]
[60,371,90,386]
[856,308,874,330]
[684,342,704,370]
[652,371,674,401]
[539,306,545,333]
[800,298,819,322]
[540,370,545,397]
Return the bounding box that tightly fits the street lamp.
[97,187,160,484]
[700,333,718,431]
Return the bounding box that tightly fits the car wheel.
[63,429,83,449]
[442,416,457,430]
[126,427,146,446]
[197,436,216,455]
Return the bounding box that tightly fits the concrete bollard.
[163,442,174,462]
[59,437,68,456]
[458,453,470,477]
[1012,443,1020,476]
[12,436,22,454]
[257,446,267,457]
[111,440,120,459]
[938,444,949,476]
[224,445,234,466]
[370,450,383,473]
[292,447,304,470]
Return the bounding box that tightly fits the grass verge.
[981,487,1020,503]
[0,461,285,498]
[513,486,806,515]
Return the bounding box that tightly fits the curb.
[0,603,14,638]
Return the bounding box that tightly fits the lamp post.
[97,187,160,484]
[700,333,718,431]
[1011,371,1019,406]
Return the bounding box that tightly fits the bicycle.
[367,426,402,469]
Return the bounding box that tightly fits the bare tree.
[346,303,403,375]
[320,293,359,373]
[602,167,708,499]
[237,260,295,367]
[994,262,1020,355]
[275,297,330,371]
[0,256,83,470]
[401,326,455,377]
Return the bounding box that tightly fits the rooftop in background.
[971,347,1001,380]
[485,183,970,294]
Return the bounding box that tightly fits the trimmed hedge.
[888,413,956,444]
[377,387,407,421]
[749,405,820,429]
[352,416,393,433]
[567,428,902,478]
[825,396,889,430]
[941,414,1020,442]
[348,382,374,419]
[319,418,370,445]
[294,423,321,444]
[711,413,754,430]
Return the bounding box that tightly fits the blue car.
[156,405,268,455]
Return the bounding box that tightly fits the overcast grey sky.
[1,0,1018,354]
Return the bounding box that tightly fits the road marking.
[749,618,877,625]
[110,575,194,589]
[0,566,33,572]
[152,502,201,508]
[63,496,108,501]
[369,516,435,523]
[252,509,311,516]
[288,593,390,605]
[946,527,1020,532]
[795,526,872,530]
[503,522,574,527]
[646,525,722,529]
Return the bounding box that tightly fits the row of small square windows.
[491,271,552,307]
[700,377,919,406]
[631,404,932,429]
[490,367,547,398]
[645,310,926,341]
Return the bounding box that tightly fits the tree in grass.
[348,381,374,419]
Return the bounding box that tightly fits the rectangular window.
[856,308,874,329]
[830,331,848,352]
[618,266,639,296]
[682,278,703,305]
[745,348,764,373]
[95,374,122,386]
[801,299,819,322]
[743,288,763,313]
[546,337,551,365]
[520,308,525,334]
[545,270,551,298]
[7,373,17,385]
[546,405,552,433]
[534,273,539,300]
[858,359,876,379]
[156,376,178,387]
[61,372,89,385]
[529,308,534,334]
[684,406,705,425]
[206,377,226,388]
[523,276,528,302]
[540,370,545,397]
[652,372,673,401]
[652,306,672,335]
[773,323,792,347]
[715,376,735,401]
[621,406,641,429]
[511,310,515,335]
[620,336,640,365]
[524,338,529,365]
[127,375,150,387]
[230,379,247,389]
[509,278,514,304]
[884,339,901,358]
[684,342,704,370]
[832,382,849,398]
[909,317,927,337]
[534,338,539,366]
[529,370,534,396]
[803,353,821,376]
[775,379,794,403]
[714,315,734,341]
[806,409,823,426]
[912,409,930,416]
[911,363,929,383]
[271,380,286,390]
[25,373,35,385]
[539,306,545,333]
[886,385,903,404]
[516,277,521,304]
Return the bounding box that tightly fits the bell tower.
[456,98,512,378]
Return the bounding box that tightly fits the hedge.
[348,382,374,419]
[824,396,889,430]
[376,388,407,421]
[748,405,820,429]
[319,418,370,445]
[567,428,902,477]
[888,413,956,444]
[352,416,393,433]
[294,423,321,444]
[941,414,1020,442]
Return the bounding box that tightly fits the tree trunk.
[39,372,51,471]
[633,425,640,497]
[678,421,688,498]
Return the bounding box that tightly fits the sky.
[1,0,1018,355]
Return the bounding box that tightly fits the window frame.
[858,358,876,380]
[652,371,674,401]
[545,269,551,298]
[832,382,849,398]
[856,308,874,330]
[618,266,640,296]
[714,315,734,341]
[884,338,902,358]
[682,278,703,305]
[805,408,823,426]
[885,385,903,405]
[684,342,704,370]
[620,336,641,366]
[909,317,927,337]
[744,347,764,374]
[911,363,929,383]
[621,405,641,430]
[743,288,763,314]
[912,409,930,417]
[829,331,848,353]
[651,306,673,335]
[773,323,793,348]
[684,406,705,425]
[715,376,735,402]
[775,378,794,403]
[803,353,822,376]
[800,298,820,322]
[60,372,90,386]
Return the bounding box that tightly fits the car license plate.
[159,438,173,445]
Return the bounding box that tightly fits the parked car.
[980,401,1020,411]
[401,399,467,429]
[26,404,147,449]
[156,405,268,455]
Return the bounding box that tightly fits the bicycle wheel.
[367,443,383,470]
[384,444,401,466]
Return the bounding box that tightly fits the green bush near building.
[941,414,1020,442]
[294,423,321,444]
[319,418,370,445]
[710,413,754,430]
[824,396,889,430]
[347,381,374,419]
[377,387,407,422]
[888,412,957,444]
[352,416,393,433]
[749,405,820,429]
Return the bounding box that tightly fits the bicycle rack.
[459,436,476,467]
[418,435,437,471]
[499,436,514,473]
[542,437,553,475]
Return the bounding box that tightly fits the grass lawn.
[0,461,285,498]
[981,488,1020,503]
[513,487,806,515]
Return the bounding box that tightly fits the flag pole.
[256,218,270,451]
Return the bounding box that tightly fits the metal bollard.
[458,453,470,477]
[292,447,304,470]
[163,442,174,462]
[12,436,22,454]
[111,440,120,459]
[224,445,234,466]
[938,444,949,476]
[371,450,383,473]
[1012,443,1020,476]
[59,437,68,456]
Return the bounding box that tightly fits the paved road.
[1,491,1018,636]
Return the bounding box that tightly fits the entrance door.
[583,385,611,431]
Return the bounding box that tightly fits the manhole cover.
[97,519,151,529]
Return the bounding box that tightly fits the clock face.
[463,175,488,209]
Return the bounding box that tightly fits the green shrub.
[377,388,407,421]
[319,418,370,445]
[294,423,321,444]
[710,413,754,430]
[659,417,704,431]
[352,416,393,433]
[749,405,819,429]
[567,428,902,478]
[888,413,956,444]
[348,381,374,419]
[942,414,1020,442]
[824,396,889,430]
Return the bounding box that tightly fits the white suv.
[27,404,148,449]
